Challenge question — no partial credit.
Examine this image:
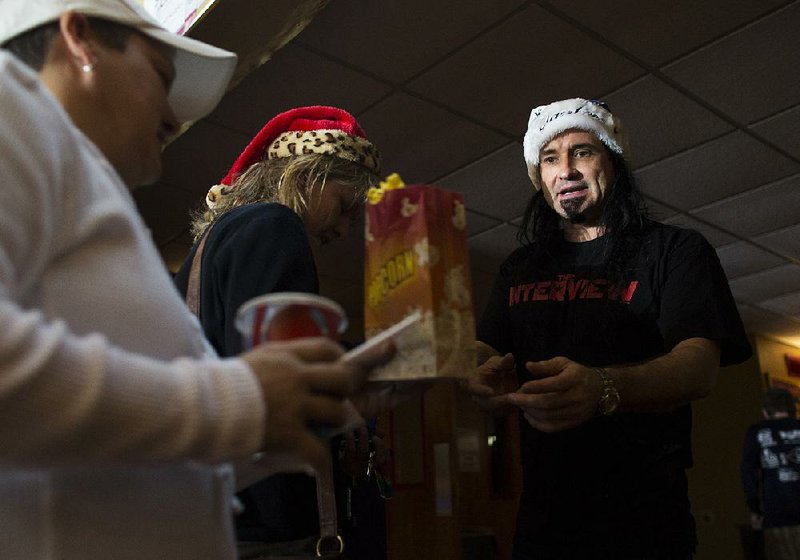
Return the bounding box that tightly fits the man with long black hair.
[468,98,752,559]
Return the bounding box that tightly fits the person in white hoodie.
[0,1,391,558]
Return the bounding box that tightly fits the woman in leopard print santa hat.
[174,105,384,557]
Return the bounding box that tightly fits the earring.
[81,61,95,73]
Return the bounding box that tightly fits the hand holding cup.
[236,293,392,472]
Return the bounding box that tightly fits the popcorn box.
[364,175,476,381]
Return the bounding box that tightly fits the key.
[375,470,393,499]
[366,449,375,478]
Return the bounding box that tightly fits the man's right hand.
[464,345,517,415]
[241,337,391,473]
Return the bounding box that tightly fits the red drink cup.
[236,293,355,440]
[235,292,348,349]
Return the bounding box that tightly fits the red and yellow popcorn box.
[364,174,476,381]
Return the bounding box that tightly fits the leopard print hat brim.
[269,129,381,174]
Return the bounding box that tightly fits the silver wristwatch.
[594,367,620,416]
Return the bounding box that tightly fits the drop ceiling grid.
[534,0,794,67]
[140,0,800,345]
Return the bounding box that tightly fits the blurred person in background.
[742,387,800,560]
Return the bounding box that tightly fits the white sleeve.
[0,54,265,466]
[0,303,265,465]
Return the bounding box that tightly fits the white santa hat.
[522,98,629,189]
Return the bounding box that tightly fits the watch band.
[594,367,620,416]
[594,367,611,384]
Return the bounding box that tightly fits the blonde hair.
[191,154,379,241]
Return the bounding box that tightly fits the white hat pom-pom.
[205,184,230,209]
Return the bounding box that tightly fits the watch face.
[599,390,620,415]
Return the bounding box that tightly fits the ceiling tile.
[715,241,786,279]
[760,291,800,319]
[469,224,521,275]
[738,304,800,346]
[466,211,503,237]
[762,318,800,338]
[159,120,250,199]
[436,143,532,222]
[750,104,800,160]
[604,77,733,168]
[407,3,644,136]
[358,92,508,183]
[691,173,800,237]
[736,303,784,330]
[663,2,800,123]
[550,0,788,66]
[662,214,737,247]
[634,131,800,210]
[204,45,391,136]
[728,264,800,304]
[755,224,800,261]
[297,0,526,82]
[750,311,800,340]
[645,197,680,222]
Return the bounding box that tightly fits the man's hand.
[504,357,603,432]
[465,348,517,415]
[241,337,393,473]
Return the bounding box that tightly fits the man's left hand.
[503,357,603,432]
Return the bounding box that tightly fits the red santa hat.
[206,105,381,208]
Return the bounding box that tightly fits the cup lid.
[234,292,348,336]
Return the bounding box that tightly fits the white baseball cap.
[0,0,237,122]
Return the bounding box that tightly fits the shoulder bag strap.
[315,464,344,557]
[185,225,214,318]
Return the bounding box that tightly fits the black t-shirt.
[477,222,751,556]
[741,416,800,529]
[175,202,320,542]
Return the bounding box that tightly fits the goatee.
[562,198,586,223]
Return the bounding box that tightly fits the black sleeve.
[205,204,319,356]
[740,425,762,514]
[656,230,752,366]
